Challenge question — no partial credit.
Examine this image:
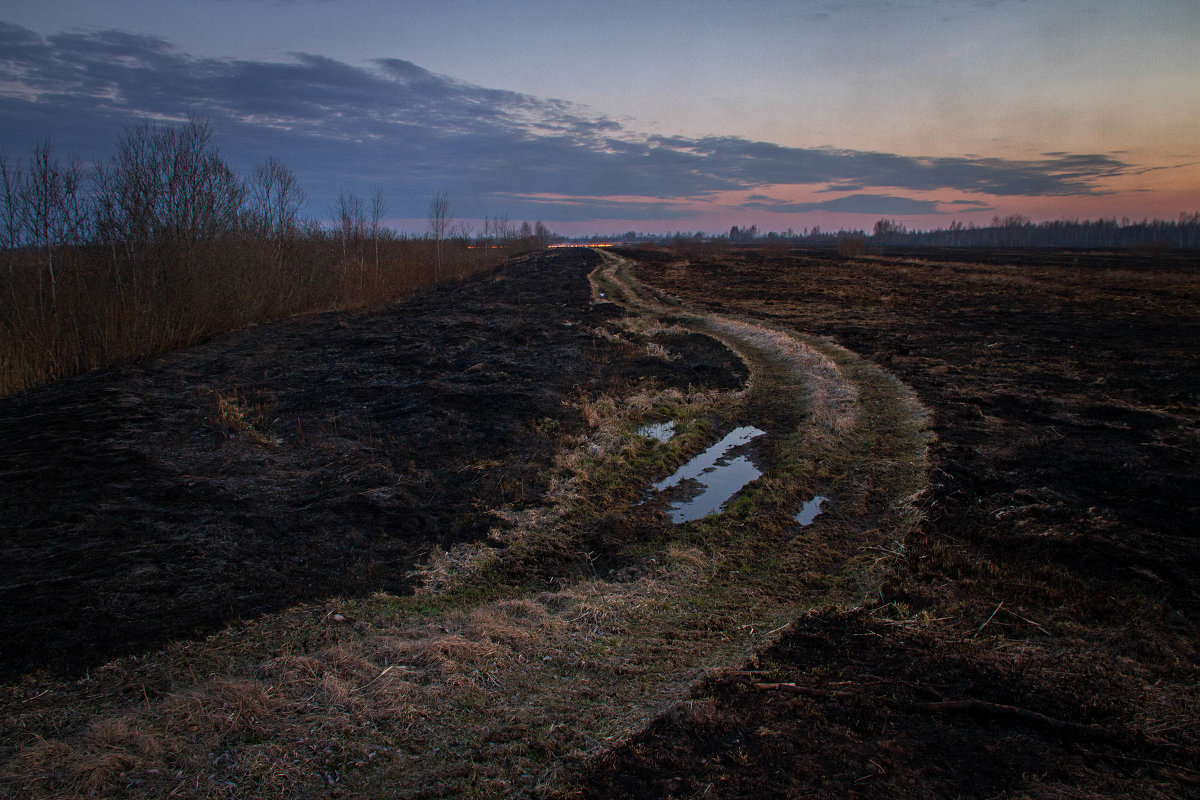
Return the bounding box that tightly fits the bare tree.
[0,151,22,286]
[427,191,452,279]
[0,151,21,253]
[247,156,306,270]
[92,118,244,289]
[332,189,366,267]
[370,185,386,276]
[16,141,87,305]
[152,120,243,273]
[494,213,514,246]
[480,215,492,253]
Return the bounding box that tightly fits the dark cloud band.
[0,22,1129,221]
[739,194,943,215]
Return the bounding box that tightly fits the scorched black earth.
[0,249,746,680]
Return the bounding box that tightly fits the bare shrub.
[836,233,868,257]
[1,122,538,397]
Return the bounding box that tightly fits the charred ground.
[561,245,1200,798]
[0,249,745,681]
[1,245,1197,798]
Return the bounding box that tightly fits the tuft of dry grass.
[207,388,281,447]
[706,314,861,436]
[0,237,516,399]
[643,341,676,361]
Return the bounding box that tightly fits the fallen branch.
[974,600,1004,636]
[753,682,853,700]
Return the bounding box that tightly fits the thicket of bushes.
[0,120,549,397]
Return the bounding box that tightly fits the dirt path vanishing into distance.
[1,247,933,798]
[564,245,1199,799]
[6,245,1195,798]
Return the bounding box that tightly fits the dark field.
[1,245,1197,798]
[563,246,1200,797]
[0,249,744,681]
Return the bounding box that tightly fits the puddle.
[794,495,827,526]
[637,421,676,442]
[651,426,766,523]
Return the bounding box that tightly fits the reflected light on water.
[651,426,766,524]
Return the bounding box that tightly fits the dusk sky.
[2,0,1197,235]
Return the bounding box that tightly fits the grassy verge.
[0,237,516,398]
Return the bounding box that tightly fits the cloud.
[655,136,1126,198]
[0,22,1131,223]
[947,199,998,210]
[740,193,943,215]
[501,194,694,222]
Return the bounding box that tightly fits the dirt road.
[566,245,1200,799]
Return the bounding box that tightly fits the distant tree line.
[868,214,1200,249]
[571,213,1200,250]
[0,119,554,396]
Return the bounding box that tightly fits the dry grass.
[643,341,675,361]
[0,248,934,799]
[706,315,860,436]
[207,388,281,447]
[0,237,512,399]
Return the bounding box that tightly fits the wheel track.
[2,250,932,800]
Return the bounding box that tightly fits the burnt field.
[0,248,745,681]
[1,244,1197,798]
[565,246,1200,797]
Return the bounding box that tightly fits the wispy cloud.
[948,198,998,210]
[0,22,1130,223]
[505,193,695,222]
[739,193,943,215]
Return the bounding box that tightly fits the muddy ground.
[0,249,746,681]
[561,246,1200,798]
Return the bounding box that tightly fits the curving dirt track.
[563,245,1200,799]
[2,245,1197,799]
[0,247,933,799]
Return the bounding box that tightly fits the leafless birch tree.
[427,191,452,279]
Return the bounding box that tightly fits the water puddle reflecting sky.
[651,426,766,523]
[637,421,676,442]
[794,495,827,526]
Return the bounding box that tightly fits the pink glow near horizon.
[2,1,1196,237]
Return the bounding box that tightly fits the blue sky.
[2,0,1197,234]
